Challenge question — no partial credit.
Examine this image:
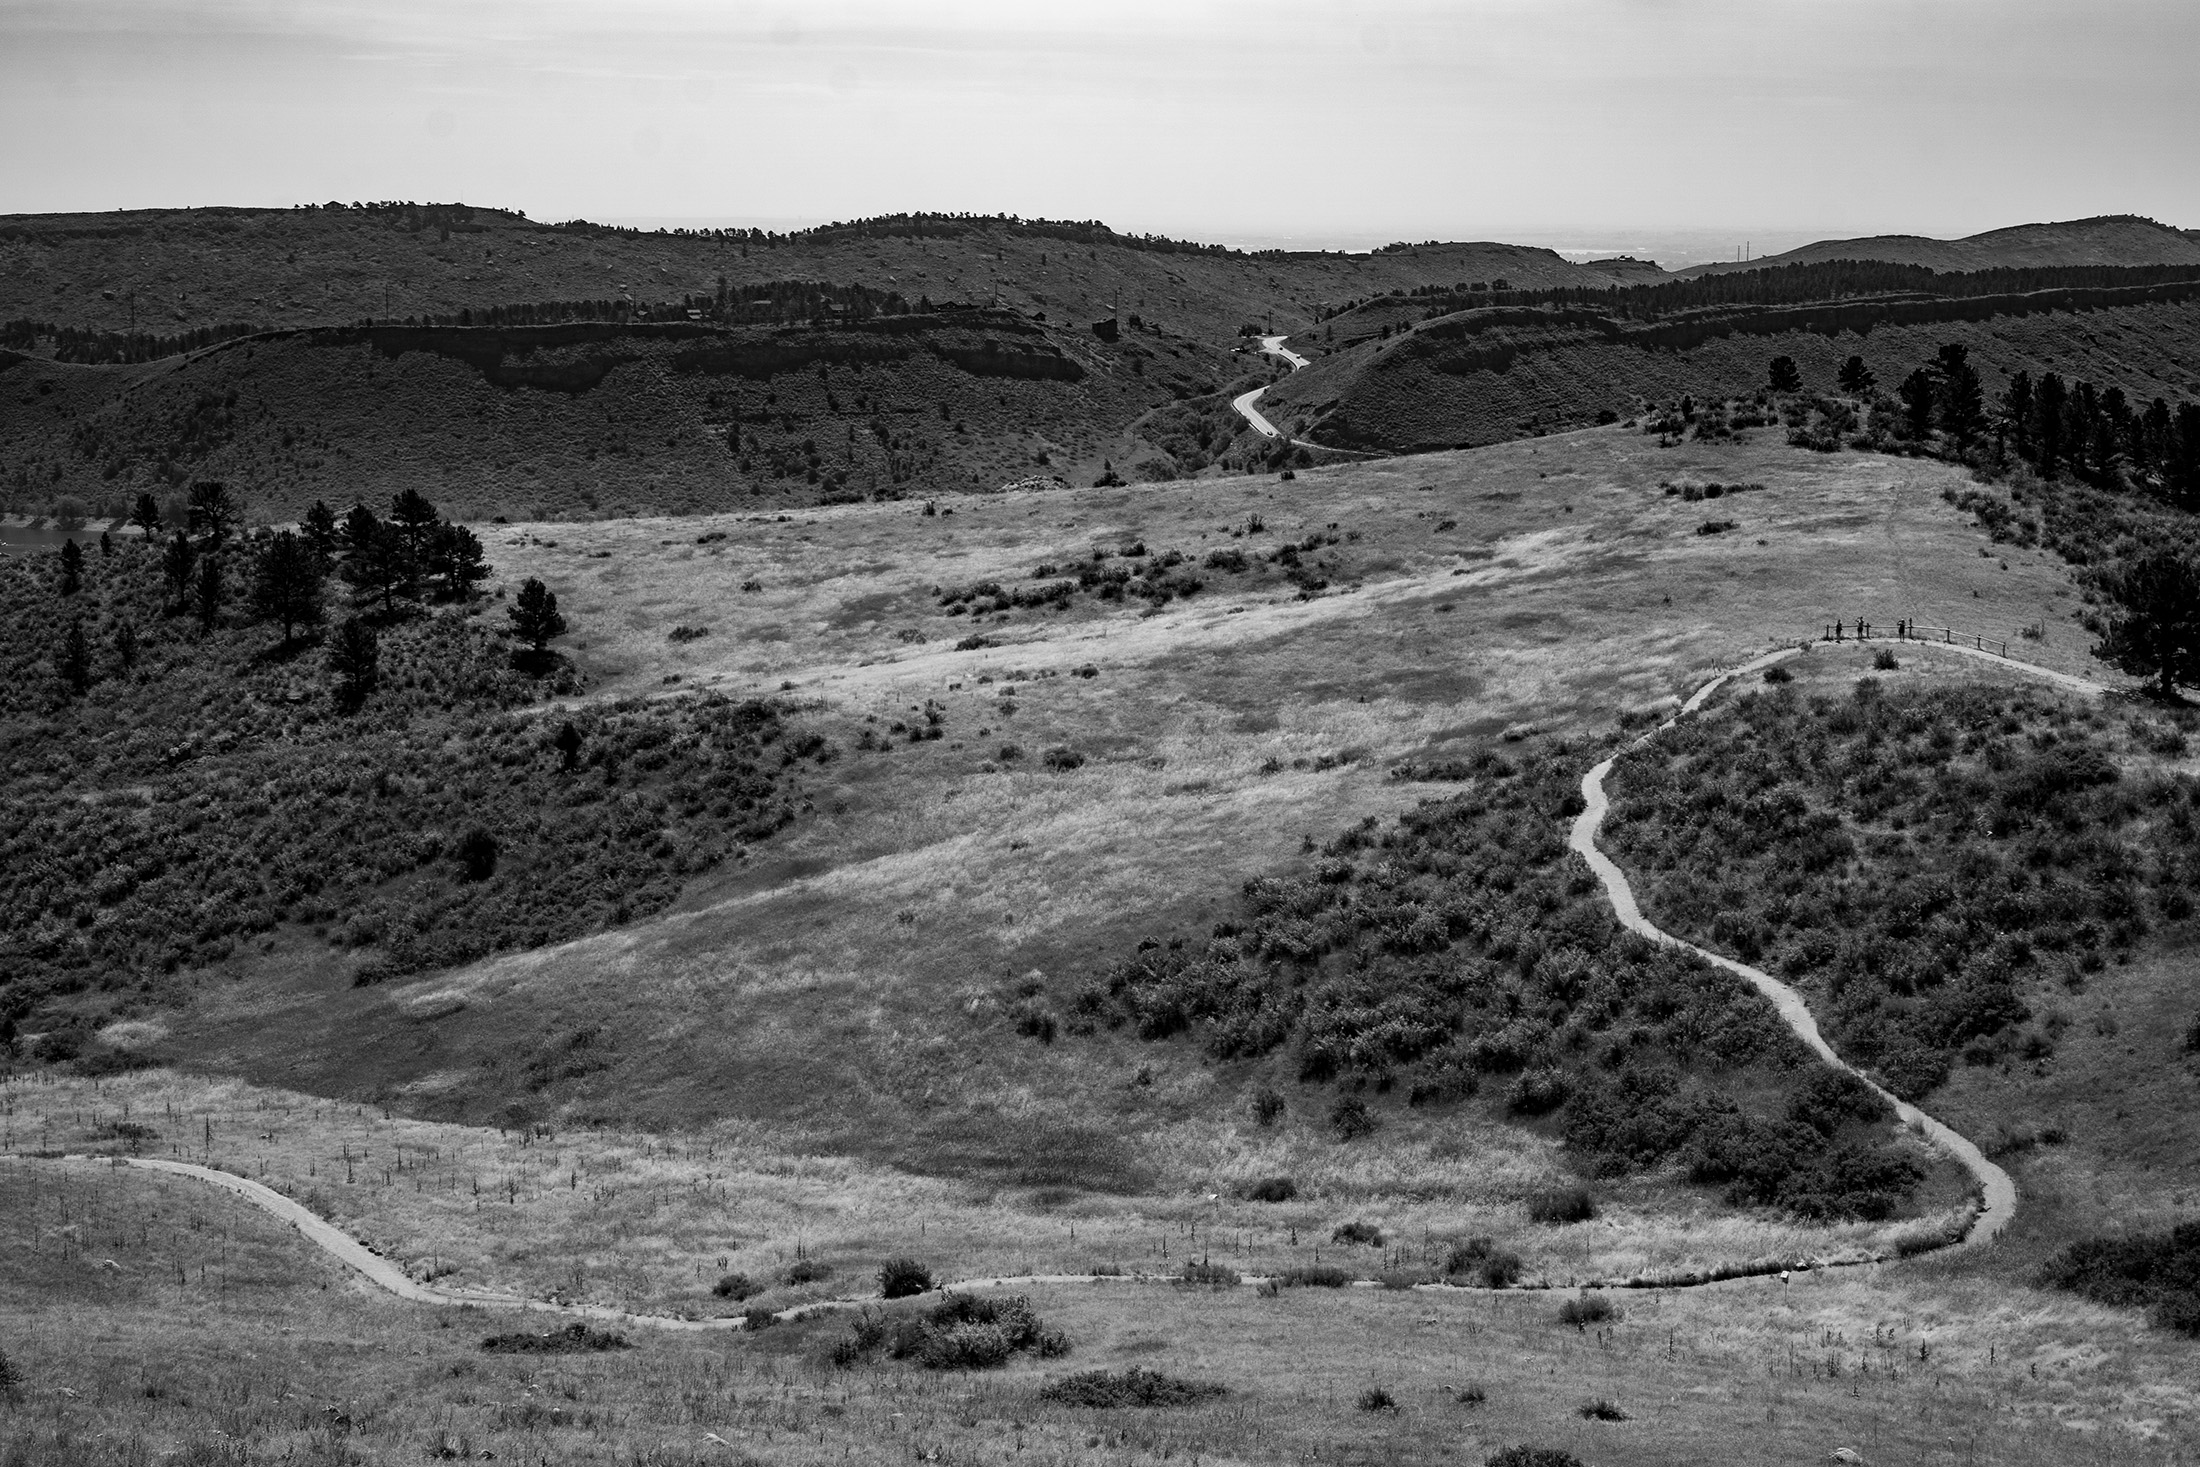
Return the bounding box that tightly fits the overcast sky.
[5,0,2196,251]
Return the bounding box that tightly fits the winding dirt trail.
[1566,640,2125,1255]
[38,640,2124,1321]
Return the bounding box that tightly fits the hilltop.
[1681,214,2200,277]
[0,205,1651,351]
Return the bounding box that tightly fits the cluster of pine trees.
[66,485,561,712]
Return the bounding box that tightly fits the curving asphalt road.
[32,639,2125,1317]
[1230,334,1378,455]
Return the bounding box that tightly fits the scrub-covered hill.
[1680,214,2200,278]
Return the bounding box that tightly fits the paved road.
[1229,334,1378,455]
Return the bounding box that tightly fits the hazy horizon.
[5,0,2197,252]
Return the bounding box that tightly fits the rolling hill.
[1263,282,2200,453]
[0,205,1654,353]
[1,310,1227,523]
[1680,214,2200,277]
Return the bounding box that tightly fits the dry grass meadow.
[9,425,2190,1464]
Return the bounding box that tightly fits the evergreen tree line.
[3,280,942,367]
[543,210,1279,259]
[399,279,922,331]
[1408,260,2200,322]
[1,317,263,366]
[1835,342,2200,504]
[1804,343,2200,698]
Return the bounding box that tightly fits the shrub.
[1279,1265,1351,1288]
[1872,647,1900,670]
[712,1272,758,1300]
[1455,1383,1488,1407]
[1039,1369,1226,1408]
[455,826,500,881]
[741,1303,779,1331]
[921,1322,1009,1369]
[481,1324,630,1354]
[1577,1398,1631,1421]
[2040,1222,2200,1337]
[1042,746,1086,771]
[786,1259,831,1285]
[1443,1237,1523,1288]
[878,1258,934,1299]
[1557,1292,1616,1328]
[1180,1261,1240,1288]
[1528,1187,1596,1225]
[1249,1085,1286,1127]
[0,1349,21,1392]
[1487,1451,1583,1467]
[1506,1068,1571,1116]
[1762,664,1793,684]
[1331,1221,1385,1248]
[1329,1094,1377,1140]
[1357,1387,1397,1412]
[1244,1175,1297,1202]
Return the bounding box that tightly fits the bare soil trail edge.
[41,639,2112,1329]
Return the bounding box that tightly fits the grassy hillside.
[1263,293,2200,452]
[0,311,1236,523]
[50,433,2100,1195]
[5,427,2197,1462]
[1681,215,2200,278]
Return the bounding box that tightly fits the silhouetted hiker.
[1834,619,1845,641]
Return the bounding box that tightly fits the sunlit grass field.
[3,1157,2192,1467]
[9,425,2182,1463]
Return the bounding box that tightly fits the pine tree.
[56,621,91,695]
[1767,355,1802,394]
[1999,372,2035,457]
[187,481,238,549]
[302,501,341,566]
[162,531,198,610]
[195,556,224,631]
[129,491,164,540]
[508,577,567,652]
[341,503,382,558]
[113,620,138,671]
[343,519,413,614]
[1939,361,1985,447]
[389,488,441,562]
[2034,373,2069,473]
[250,529,324,645]
[58,538,83,596]
[2093,547,2200,697]
[1898,368,1938,439]
[1836,355,1875,395]
[327,617,380,710]
[427,522,490,600]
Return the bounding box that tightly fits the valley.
[4,207,2200,1466]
